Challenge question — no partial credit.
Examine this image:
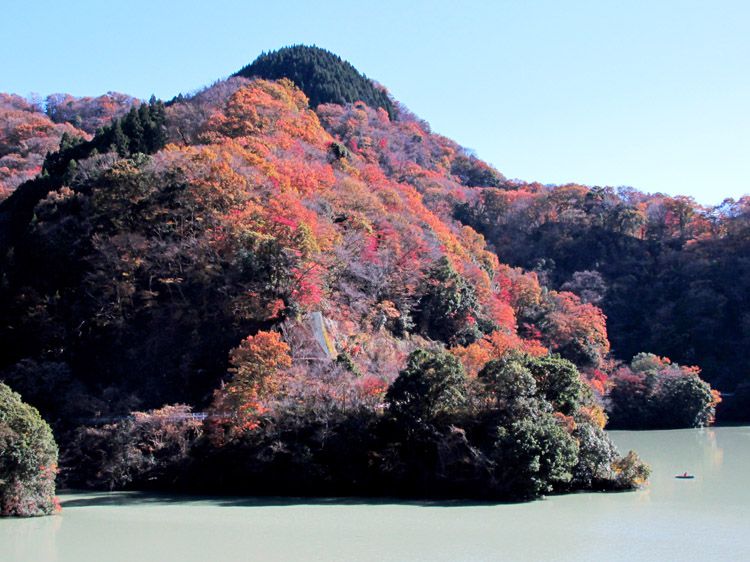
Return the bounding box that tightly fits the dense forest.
[455,184,750,420]
[0,45,738,514]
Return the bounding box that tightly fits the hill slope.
[0,49,727,499]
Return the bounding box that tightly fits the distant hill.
[235,45,396,118]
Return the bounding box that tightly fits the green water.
[2,427,749,562]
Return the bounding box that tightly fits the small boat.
[675,472,695,479]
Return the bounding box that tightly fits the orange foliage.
[267,156,335,196]
[451,330,546,377]
[156,78,632,389]
[212,331,292,424]
[708,389,722,424]
[359,376,388,401]
[207,79,330,149]
[553,412,577,433]
[0,100,89,195]
[544,291,610,367]
[579,404,608,429]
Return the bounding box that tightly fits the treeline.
[43,97,166,176]
[0,92,140,200]
[44,91,138,133]
[0,94,87,199]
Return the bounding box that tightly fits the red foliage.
[0,98,89,197]
[211,331,292,436]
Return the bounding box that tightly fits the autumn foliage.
[212,330,292,425]
[0,46,728,503]
[606,353,718,429]
[456,180,750,405]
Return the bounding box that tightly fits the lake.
[1,427,749,562]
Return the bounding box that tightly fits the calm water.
[1,427,749,562]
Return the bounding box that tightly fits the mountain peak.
[234,45,396,118]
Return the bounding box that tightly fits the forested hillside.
[0,46,736,505]
[455,184,749,420]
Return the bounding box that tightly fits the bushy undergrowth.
[64,351,649,501]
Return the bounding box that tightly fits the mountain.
[0,46,730,504]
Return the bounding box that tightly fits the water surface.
[2,427,748,561]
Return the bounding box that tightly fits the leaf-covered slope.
[0,94,88,200]
[0,92,139,200]
[0,76,609,417]
[0,50,720,445]
[234,45,396,119]
[0,54,723,497]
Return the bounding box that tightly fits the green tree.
[0,383,59,517]
[658,374,715,427]
[110,120,129,156]
[416,257,484,345]
[121,107,145,154]
[385,349,468,426]
[570,422,618,488]
[143,97,166,153]
[524,355,586,415]
[477,353,537,410]
[492,414,579,497]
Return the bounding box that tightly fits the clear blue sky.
[2,0,748,204]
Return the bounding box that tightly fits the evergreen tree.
[121,107,145,153]
[110,120,129,157]
[0,383,59,517]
